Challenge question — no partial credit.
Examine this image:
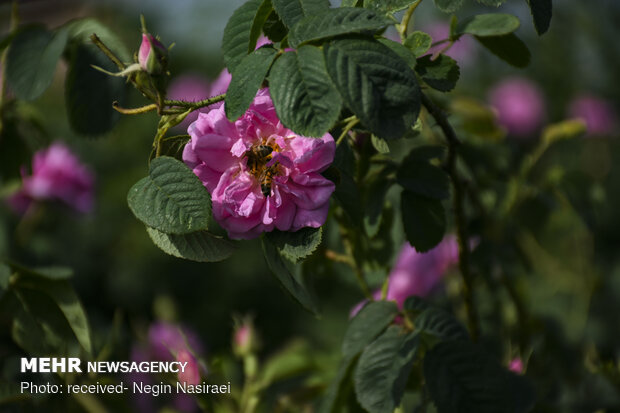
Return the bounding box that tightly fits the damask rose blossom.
[7,142,94,214]
[568,94,617,136]
[183,88,336,240]
[488,77,546,137]
[351,237,459,316]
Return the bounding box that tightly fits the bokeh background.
[1,0,619,411]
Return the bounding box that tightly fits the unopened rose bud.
[177,349,201,385]
[509,357,524,374]
[138,33,168,75]
[233,321,256,357]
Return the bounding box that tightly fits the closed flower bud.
[138,33,168,75]
[176,349,201,385]
[233,321,256,357]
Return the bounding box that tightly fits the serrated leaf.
[262,236,319,314]
[527,0,552,35]
[343,301,399,359]
[397,152,450,200]
[270,46,342,137]
[404,31,433,57]
[319,357,358,413]
[127,156,211,234]
[263,10,288,42]
[457,13,520,37]
[363,0,420,13]
[424,340,536,413]
[272,0,330,28]
[403,295,430,313]
[65,43,125,136]
[401,191,446,252]
[6,26,68,101]
[377,38,417,68]
[324,37,421,140]
[416,307,468,341]
[288,8,392,48]
[223,0,273,73]
[476,33,531,68]
[14,278,92,354]
[354,326,420,413]
[433,0,464,13]
[266,227,322,263]
[415,54,460,92]
[146,227,235,262]
[225,46,278,121]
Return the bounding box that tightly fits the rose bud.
[138,33,168,75]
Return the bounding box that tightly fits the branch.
[421,92,479,341]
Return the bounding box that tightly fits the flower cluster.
[7,142,94,214]
[183,89,336,240]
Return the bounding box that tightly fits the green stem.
[421,92,479,341]
[399,0,423,42]
[90,34,124,70]
[336,117,359,146]
[164,94,226,110]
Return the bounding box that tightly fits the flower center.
[244,140,281,197]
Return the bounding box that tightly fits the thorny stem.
[90,34,124,70]
[164,94,226,110]
[421,92,480,341]
[399,0,423,42]
[112,102,157,115]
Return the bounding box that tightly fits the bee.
[259,163,279,197]
[245,144,273,176]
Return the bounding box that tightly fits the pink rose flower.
[488,77,546,137]
[509,357,524,374]
[568,94,617,136]
[176,349,201,385]
[183,88,336,240]
[148,321,204,362]
[7,142,94,214]
[138,33,167,74]
[351,237,459,317]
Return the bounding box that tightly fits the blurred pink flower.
[183,88,335,240]
[148,321,204,361]
[7,142,94,214]
[351,237,460,317]
[488,77,546,137]
[568,94,617,136]
[176,349,201,385]
[168,74,212,129]
[424,22,476,66]
[509,357,524,374]
[138,33,167,74]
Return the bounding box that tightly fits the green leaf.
[261,340,315,385]
[225,46,278,121]
[397,151,450,200]
[403,145,446,162]
[272,0,330,28]
[0,264,10,299]
[401,191,446,252]
[404,31,433,57]
[266,227,322,263]
[403,295,430,313]
[319,357,358,413]
[354,326,420,413]
[7,262,74,280]
[146,228,235,262]
[457,13,520,37]
[433,0,464,13]
[5,26,68,101]
[363,0,420,13]
[65,43,125,136]
[476,33,531,68]
[343,301,399,359]
[261,236,319,314]
[527,0,552,35]
[377,38,417,68]
[64,18,131,61]
[416,307,468,341]
[476,0,509,6]
[270,46,342,137]
[424,340,536,413]
[288,8,392,48]
[415,54,460,92]
[127,156,211,234]
[541,119,586,146]
[324,37,421,140]
[341,0,362,5]
[371,135,390,154]
[223,0,273,72]
[15,278,92,354]
[263,10,288,42]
